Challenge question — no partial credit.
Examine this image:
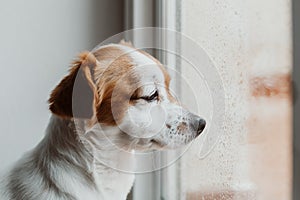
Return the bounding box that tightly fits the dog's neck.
[35,115,135,199]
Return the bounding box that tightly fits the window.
[125,0,293,199]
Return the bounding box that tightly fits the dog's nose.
[196,118,206,135]
[188,113,206,135]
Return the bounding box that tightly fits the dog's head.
[49,42,206,149]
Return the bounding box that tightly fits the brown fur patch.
[49,52,98,119]
[177,122,188,132]
[92,46,140,125]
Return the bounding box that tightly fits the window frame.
[124,0,183,199]
[293,0,300,199]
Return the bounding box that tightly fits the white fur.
[1,116,135,200]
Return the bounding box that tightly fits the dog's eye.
[141,90,159,102]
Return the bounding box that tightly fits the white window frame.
[124,0,183,199]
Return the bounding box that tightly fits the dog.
[0,41,206,200]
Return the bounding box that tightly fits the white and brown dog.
[0,42,206,200]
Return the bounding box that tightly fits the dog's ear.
[49,52,98,119]
[119,39,133,47]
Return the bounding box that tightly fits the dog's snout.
[197,118,206,135]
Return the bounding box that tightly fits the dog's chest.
[91,150,136,199]
[94,171,135,199]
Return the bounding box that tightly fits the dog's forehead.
[119,45,165,83]
[92,44,171,101]
[93,44,165,82]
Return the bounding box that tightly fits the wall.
[0,0,124,172]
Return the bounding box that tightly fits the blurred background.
[0,0,298,199]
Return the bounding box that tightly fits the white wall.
[0,0,124,172]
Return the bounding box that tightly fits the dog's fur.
[0,42,206,200]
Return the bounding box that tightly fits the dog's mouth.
[149,135,194,149]
[149,138,165,148]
